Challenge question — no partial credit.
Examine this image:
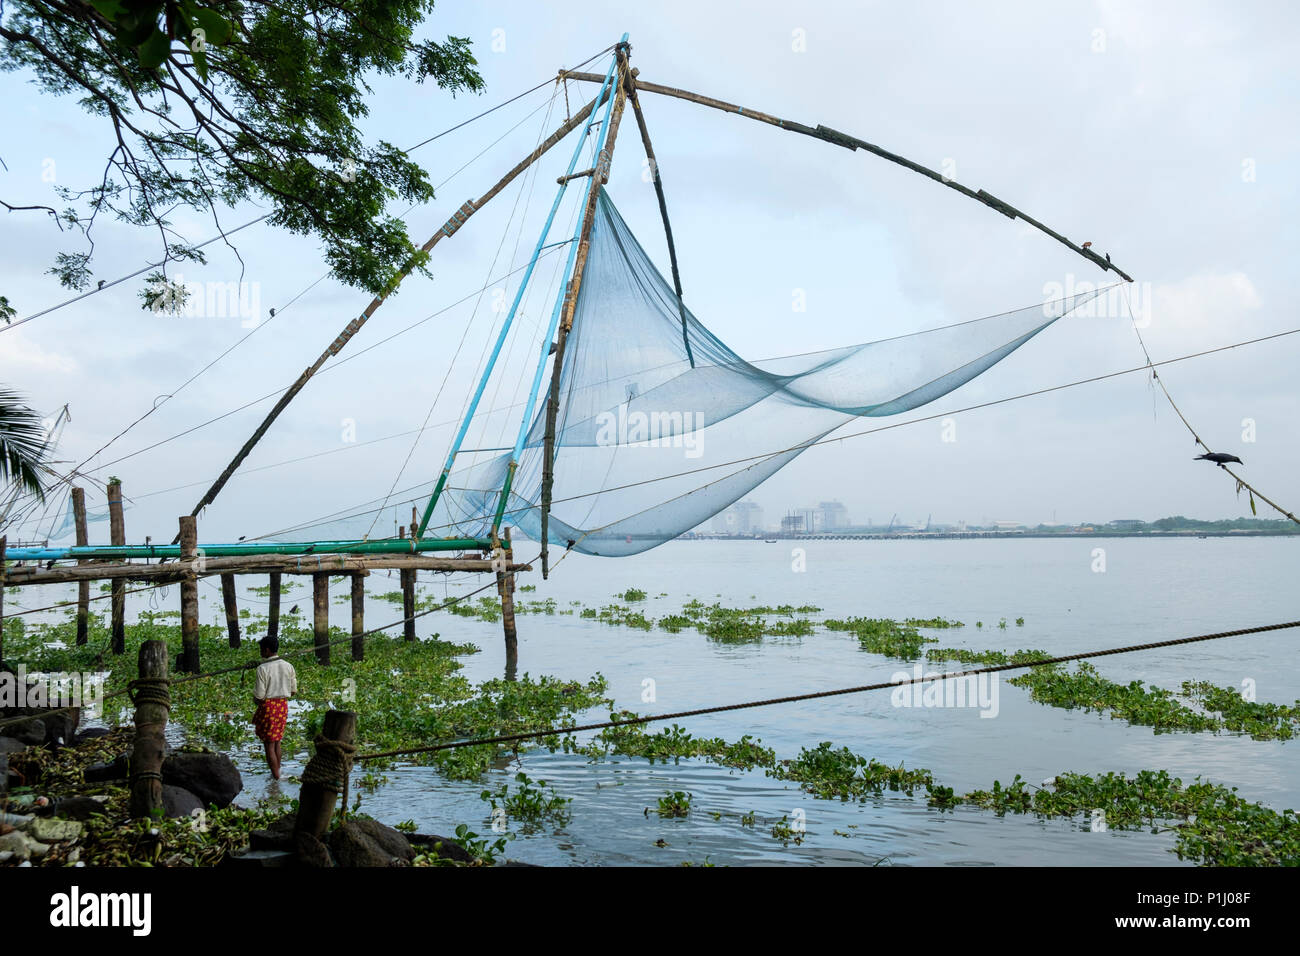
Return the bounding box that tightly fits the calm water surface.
[60,536,1300,865]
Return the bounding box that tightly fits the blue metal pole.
[416,47,622,540]
[492,45,625,530]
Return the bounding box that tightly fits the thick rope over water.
[355,619,1300,761]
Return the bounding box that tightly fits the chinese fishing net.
[283,188,1104,555]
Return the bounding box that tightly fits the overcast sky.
[2,1,1297,543]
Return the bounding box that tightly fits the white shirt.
[254,656,297,701]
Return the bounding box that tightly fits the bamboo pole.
[350,572,366,662]
[313,573,330,665]
[178,516,200,674]
[220,573,241,647]
[72,487,90,645]
[128,639,168,819]
[628,75,694,367]
[401,568,416,642]
[499,527,518,673]
[540,47,632,577]
[267,571,281,640]
[561,71,1134,282]
[180,88,617,532]
[107,480,125,654]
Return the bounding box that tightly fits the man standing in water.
[253,635,296,779]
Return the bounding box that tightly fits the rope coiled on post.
[301,733,357,793]
[126,676,171,713]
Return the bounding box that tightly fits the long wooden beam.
[178,86,616,536]
[539,46,632,578]
[559,70,1133,282]
[4,554,532,586]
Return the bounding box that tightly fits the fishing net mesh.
[279,188,1102,553]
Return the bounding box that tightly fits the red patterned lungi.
[254,697,289,742]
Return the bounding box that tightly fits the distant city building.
[711,499,764,534]
[780,513,805,534]
[1108,519,1146,531]
[994,520,1023,530]
[818,500,849,531]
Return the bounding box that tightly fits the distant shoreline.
[682,530,1300,542]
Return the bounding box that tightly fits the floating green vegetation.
[1181,680,1300,740]
[413,825,512,866]
[248,582,295,596]
[771,741,934,801]
[1009,662,1223,735]
[967,770,1300,866]
[1015,617,1025,627]
[925,646,1048,666]
[5,611,607,781]
[905,616,964,629]
[579,715,776,770]
[481,771,572,829]
[770,815,805,846]
[823,617,936,659]
[519,584,536,592]
[653,790,692,817]
[619,588,648,602]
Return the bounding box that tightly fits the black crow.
[1195,452,1243,468]
[289,604,299,614]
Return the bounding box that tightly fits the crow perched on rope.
[1195,452,1244,468]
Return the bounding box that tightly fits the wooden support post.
[178,516,200,673]
[267,571,281,640]
[350,572,366,661]
[401,568,416,641]
[499,528,518,676]
[313,573,330,665]
[107,479,125,654]
[72,487,90,646]
[541,48,632,578]
[129,639,169,819]
[293,709,356,862]
[220,573,241,647]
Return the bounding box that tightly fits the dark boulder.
[249,813,298,852]
[8,718,45,747]
[161,785,204,820]
[0,736,26,755]
[328,818,415,867]
[161,752,242,809]
[294,832,335,868]
[53,796,111,822]
[84,753,130,782]
[73,728,113,745]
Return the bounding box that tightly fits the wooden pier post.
[72,487,90,646]
[129,639,169,819]
[107,479,126,654]
[313,573,330,665]
[178,516,200,673]
[267,571,281,640]
[220,573,241,647]
[293,709,356,863]
[499,528,518,675]
[401,569,417,641]
[350,572,366,661]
